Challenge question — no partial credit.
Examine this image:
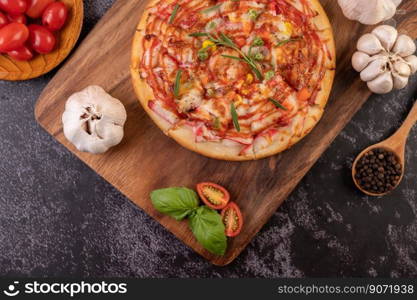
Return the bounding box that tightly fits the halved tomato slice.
[196,182,230,210]
[221,202,243,237]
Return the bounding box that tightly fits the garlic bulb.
[62,85,127,154]
[352,25,417,94]
[338,0,402,25]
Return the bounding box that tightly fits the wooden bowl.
[0,0,83,81]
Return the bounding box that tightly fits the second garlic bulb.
[352,25,417,94]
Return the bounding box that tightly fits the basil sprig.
[151,187,227,256]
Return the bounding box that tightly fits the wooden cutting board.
[34,0,417,266]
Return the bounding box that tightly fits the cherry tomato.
[0,23,29,53]
[221,202,243,237]
[26,0,54,19]
[28,24,55,54]
[0,0,28,15]
[196,182,230,210]
[0,11,8,30]
[7,45,33,61]
[7,14,27,25]
[42,2,67,31]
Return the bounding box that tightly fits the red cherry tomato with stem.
[28,24,55,54]
[7,14,27,25]
[7,46,34,61]
[42,2,68,31]
[0,23,29,53]
[0,11,8,29]
[26,0,54,19]
[221,202,243,237]
[0,0,28,15]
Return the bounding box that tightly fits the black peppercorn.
[354,148,403,195]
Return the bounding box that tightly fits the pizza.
[131,0,336,161]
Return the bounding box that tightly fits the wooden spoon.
[352,100,417,196]
[0,0,83,81]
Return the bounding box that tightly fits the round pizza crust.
[131,0,336,161]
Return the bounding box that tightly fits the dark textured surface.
[1,1,417,278]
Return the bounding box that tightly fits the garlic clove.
[392,34,417,57]
[393,60,411,77]
[392,72,409,89]
[62,117,111,154]
[367,72,394,94]
[337,0,361,21]
[381,0,398,21]
[62,113,86,141]
[372,25,398,51]
[360,57,387,82]
[95,115,125,145]
[404,55,417,74]
[338,0,366,22]
[357,33,384,55]
[352,51,372,72]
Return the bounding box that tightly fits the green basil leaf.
[151,187,199,220]
[189,206,227,256]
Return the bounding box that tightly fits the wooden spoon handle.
[397,100,417,136]
[387,100,417,149]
